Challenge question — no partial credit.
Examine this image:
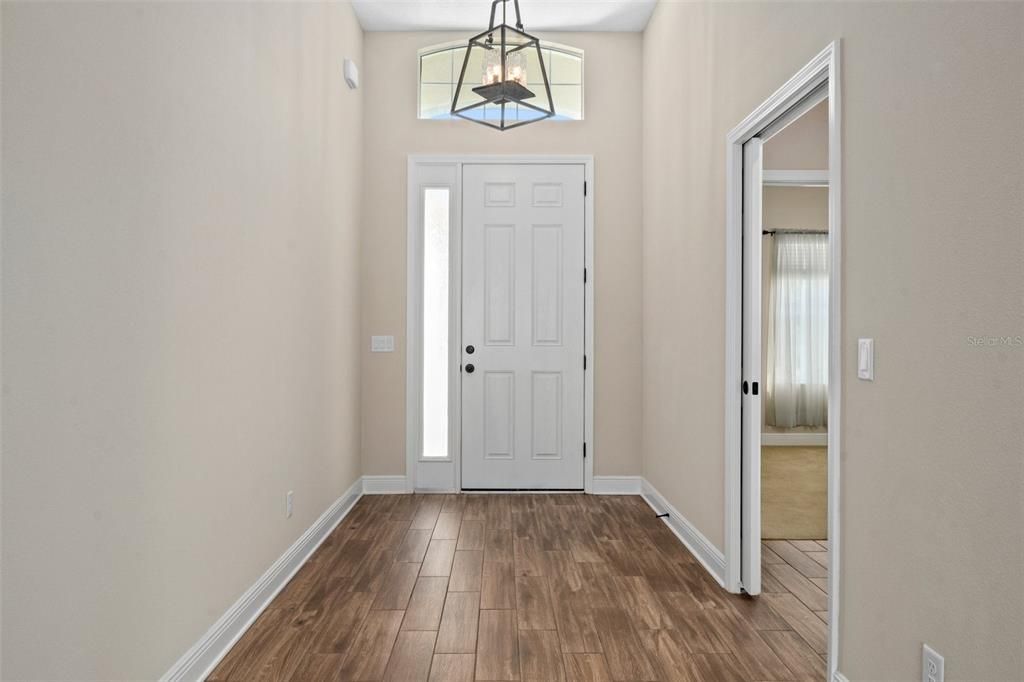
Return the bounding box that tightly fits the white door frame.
[723,41,842,678]
[740,137,764,597]
[406,154,595,494]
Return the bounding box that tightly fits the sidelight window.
[421,188,451,458]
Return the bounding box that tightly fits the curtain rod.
[762,229,828,236]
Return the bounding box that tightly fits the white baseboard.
[761,432,828,446]
[161,473,736,681]
[362,475,409,494]
[833,672,849,682]
[591,475,642,495]
[160,477,364,682]
[640,478,727,587]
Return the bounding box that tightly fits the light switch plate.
[858,338,874,380]
[922,644,944,682]
[371,335,394,353]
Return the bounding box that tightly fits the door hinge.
[584,267,587,283]
[584,181,588,197]
[583,355,587,370]
[583,442,587,459]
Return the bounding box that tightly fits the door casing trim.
[723,40,842,678]
[406,154,595,495]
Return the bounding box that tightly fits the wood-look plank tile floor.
[209,495,829,681]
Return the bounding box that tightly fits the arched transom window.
[418,41,583,121]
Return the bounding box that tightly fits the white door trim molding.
[406,161,462,493]
[723,40,842,678]
[406,155,596,494]
[160,477,364,682]
[762,169,829,187]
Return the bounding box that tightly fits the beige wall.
[361,32,643,478]
[0,2,364,679]
[764,98,829,171]
[764,186,829,232]
[643,2,1024,680]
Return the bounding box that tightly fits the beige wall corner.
[642,2,1024,679]
[0,2,364,678]
[360,31,644,479]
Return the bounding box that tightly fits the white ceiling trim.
[351,0,657,32]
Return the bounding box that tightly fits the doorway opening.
[760,100,830,540]
[406,156,595,494]
[723,42,842,677]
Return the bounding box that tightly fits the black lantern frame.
[451,0,555,131]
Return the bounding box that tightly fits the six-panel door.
[460,164,586,489]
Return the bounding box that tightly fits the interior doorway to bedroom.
[728,45,841,671]
[758,98,831,628]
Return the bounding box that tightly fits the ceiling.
[350,0,657,32]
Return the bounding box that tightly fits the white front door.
[741,138,764,594]
[460,164,586,490]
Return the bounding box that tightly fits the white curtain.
[765,233,829,427]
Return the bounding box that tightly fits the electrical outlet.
[922,644,944,682]
[286,491,294,519]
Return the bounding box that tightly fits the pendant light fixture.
[451,0,555,130]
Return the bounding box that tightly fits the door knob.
[465,364,475,373]
[466,345,475,354]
